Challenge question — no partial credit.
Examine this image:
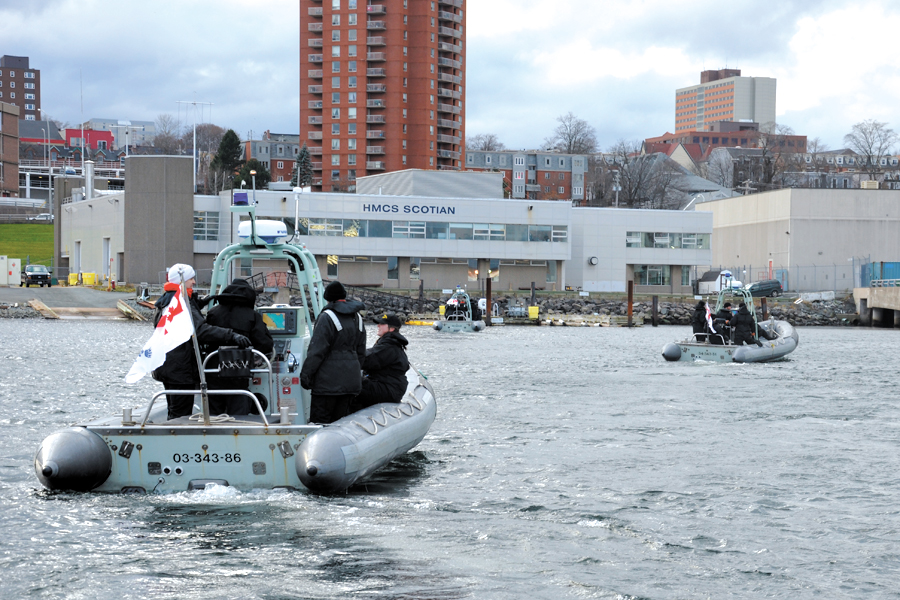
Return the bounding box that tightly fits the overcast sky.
[3,0,900,152]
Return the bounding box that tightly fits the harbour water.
[1,319,898,599]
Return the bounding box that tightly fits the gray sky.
[3,0,899,152]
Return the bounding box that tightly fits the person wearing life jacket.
[152,264,251,420]
[691,300,713,342]
[350,313,410,412]
[300,281,367,423]
[204,278,275,416]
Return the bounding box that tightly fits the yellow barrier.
[68,273,79,286]
[528,306,540,320]
[82,273,97,285]
[439,305,445,315]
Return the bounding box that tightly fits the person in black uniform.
[204,278,275,415]
[300,281,367,423]
[731,301,763,346]
[350,313,410,412]
[712,302,734,344]
[152,264,251,420]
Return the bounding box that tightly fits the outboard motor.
[34,428,112,492]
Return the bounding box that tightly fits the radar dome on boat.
[238,220,289,244]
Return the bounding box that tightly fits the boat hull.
[433,319,485,332]
[662,320,799,363]
[34,368,435,494]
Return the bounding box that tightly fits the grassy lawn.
[0,223,54,266]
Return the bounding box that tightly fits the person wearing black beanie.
[300,281,366,423]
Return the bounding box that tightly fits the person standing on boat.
[691,300,716,342]
[713,302,734,344]
[204,278,275,416]
[731,301,763,346]
[350,313,409,412]
[300,281,367,423]
[152,264,252,420]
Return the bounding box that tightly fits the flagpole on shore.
[180,270,211,426]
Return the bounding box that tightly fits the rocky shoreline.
[4,294,861,327]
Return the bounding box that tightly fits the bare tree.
[543,112,597,154]
[466,133,505,151]
[705,148,734,187]
[153,114,182,154]
[604,140,685,209]
[844,119,898,178]
[756,122,804,190]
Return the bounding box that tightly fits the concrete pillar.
[859,299,871,326]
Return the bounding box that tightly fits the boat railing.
[140,390,270,427]
[202,349,276,414]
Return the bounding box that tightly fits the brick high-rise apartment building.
[675,69,775,133]
[300,0,465,191]
[0,56,41,121]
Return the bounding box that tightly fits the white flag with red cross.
[125,290,194,383]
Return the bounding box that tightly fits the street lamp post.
[250,170,257,205]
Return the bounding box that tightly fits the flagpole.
[179,269,211,425]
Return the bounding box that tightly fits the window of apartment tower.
[402,124,407,133]
[429,110,434,119]
[558,187,565,194]
[332,61,340,72]
[544,173,550,179]
[558,173,564,180]
[349,0,356,7]
[403,93,407,102]
[332,108,340,118]
[403,47,408,56]
[431,33,435,42]
[348,61,356,72]
[430,157,434,165]
[349,45,357,57]
[404,15,407,24]
[430,64,434,73]
[348,30,357,41]
[402,156,407,164]
[348,76,356,87]
[332,46,340,57]
[402,140,407,149]
[430,49,434,57]
[348,107,357,119]
[349,123,356,134]
[403,62,407,71]
[332,92,340,103]
[332,31,340,41]
[332,76,340,88]
[431,1,435,9]
[403,109,407,118]
[332,15,340,25]
[348,92,356,103]
[348,169,356,180]
[332,154,340,165]
[430,17,435,26]
[332,0,339,8]
[332,124,340,134]
[403,0,407,7]
[404,32,407,40]
[277,161,284,169]
[429,125,433,134]
[332,140,340,150]
[348,139,356,150]
[429,142,434,150]
[403,78,407,87]
[332,170,340,180]
[348,155,356,165]
[430,95,434,104]
[349,14,357,25]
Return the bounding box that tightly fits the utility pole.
[177,98,214,193]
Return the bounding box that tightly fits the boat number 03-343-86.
[172,453,242,464]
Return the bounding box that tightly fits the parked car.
[21,264,52,287]
[27,213,53,222]
[744,279,783,297]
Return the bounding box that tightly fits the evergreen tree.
[290,160,299,187]
[236,158,271,189]
[211,129,243,175]
[297,143,314,187]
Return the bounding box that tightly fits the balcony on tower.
[366,36,386,46]
[438,10,462,24]
[308,116,323,125]
[437,103,461,115]
[366,68,386,77]
[366,130,385,139]
[308,38,323,48]
[438,42,462,54]
[366,146,385,155]
[308,146,323,155]
[366,52,386,61]
[437,118,461,130]
[438,26,462,39]
[437,134,460,144]
[437,87,461,100]
[366,161,386,170]
[308,23,323,32]
[366,83,387,93]
[308,132,323,140]
[366,114,386,124]
[308,6,323,16]
[365,4,386,14]
[438,72,462,84]
[367,20,386,30]
[366,99,385,108]
[437,57,461,69]
[308,85,323,94]
[311,162,322,171]
[308,69,323,78]
[308,54,324,63]
[308,100,324,109]
[437,149,461,160]
[438,0,463,7]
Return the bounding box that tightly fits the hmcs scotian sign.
[362,203,456,215]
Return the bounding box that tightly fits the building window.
[349,14,357,25]
[332,61,340,73]
[24,72,35,78]
[410,258,421,281]
[348,92,357,103]
[348,76,357,88]
[515,157,524,166]
[348,61,357,72]
[402,109,407,118]
[327,255,338,278]
[682,267,691,286]
[349,29,357,41]
[332,154,340,165]
[332,14,340,25]
[332,76,340,88]
[558,186,565,194]
[25,93,34,99]
[332,140,340,150]
[348,123,356,134]
[349,45,357,57]
[348,139,356,150]
[277,161,284,169]
[402,155,407,164]
[332,170,341,180]
[514,185,524,194]
[387,257,399,280]
[332,108,340,118]
[348,107,357,119]
[332,92,340,103]
[332,46,341,58]
[332,124,340,134]
[193,211,220,241]
[332,31,340,42]
[634,265,671,286]
[348,154,356,165]
[558,173,564,180]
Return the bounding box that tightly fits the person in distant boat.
[691,300,715,342]
[204,278,275,416]
[350,313,410,412]
[731,301,763,347]
[300,281,367,424]
[712,302,735,344]
[152,264,251,420]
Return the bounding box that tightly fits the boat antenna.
[294,192,300,238]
